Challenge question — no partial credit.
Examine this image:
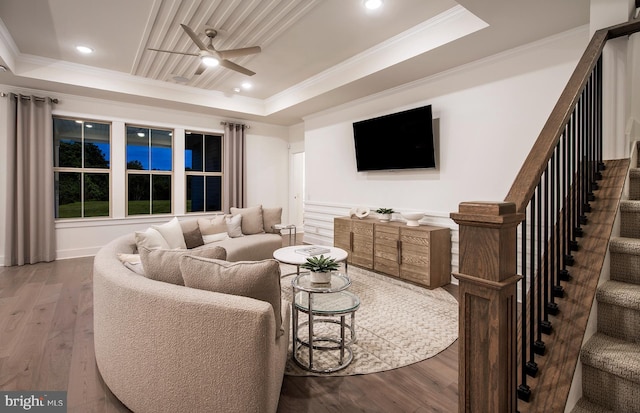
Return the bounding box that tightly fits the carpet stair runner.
[572,144,640,413]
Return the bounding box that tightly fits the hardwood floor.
[0,250,458,412]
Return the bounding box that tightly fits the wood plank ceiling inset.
[133,0,320,90]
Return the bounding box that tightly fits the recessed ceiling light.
[233,87,241,93]
[201,56,219,67]
[85,124,93,128]
[76,45,94,54]
[241,82,252,90]
[363,0,383,10]
[75,120,83,124]
[137,132,145,137]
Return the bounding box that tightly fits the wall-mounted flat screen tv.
[353,105,435,171]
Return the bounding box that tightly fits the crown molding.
[264,5,488,115]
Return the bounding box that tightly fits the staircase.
[573,143,640,413]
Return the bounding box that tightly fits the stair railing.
[451,18,640,413]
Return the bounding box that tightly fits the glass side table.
[291,272,360,373]
[273,224,297,245]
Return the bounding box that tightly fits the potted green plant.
[300,255,340,283]
[375,207,395,222]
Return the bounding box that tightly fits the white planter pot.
[379,213,392,222]
[310,271,332,284]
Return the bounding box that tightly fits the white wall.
[301,26,590,272]
[0,86,290,261]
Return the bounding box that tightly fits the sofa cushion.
[225,214,244,238]
[198,215,227,235]
[139,245,227,285]
[263,207,282,234]
[180,256,283,336]
[135,227,170,250]
[152,217,187,249]
[202,232,230,244]
[183,227,205,249]
[231,205,264,235]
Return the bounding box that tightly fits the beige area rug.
[279,264,459,377]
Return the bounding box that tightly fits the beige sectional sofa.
[93,207,290,413]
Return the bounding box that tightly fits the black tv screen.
[353,105,435,171]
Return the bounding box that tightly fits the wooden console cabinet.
[334,217,451,289]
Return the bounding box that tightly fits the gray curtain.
[223,122,246,211]
[4,94,56,266]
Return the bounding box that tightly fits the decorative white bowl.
[401,212,424,227]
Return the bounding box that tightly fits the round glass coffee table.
[273,246,348,277]
[291,272,360,373]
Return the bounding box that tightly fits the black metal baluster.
[535,180,546,354]
[518,216,532,402]
[542,166,553,334]
[561,123,572,281]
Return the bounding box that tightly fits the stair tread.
[597,280,640,310]
[620,199,640,211]
[581,332,640,384]
[610,237,640,254]
[571,398,614,413]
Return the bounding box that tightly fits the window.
[53,117,111,218]
[126,125,173,215]
[185,132,222,212]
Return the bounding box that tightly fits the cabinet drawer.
[401,232,430,247]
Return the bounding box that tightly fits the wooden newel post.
[450,202,524,413]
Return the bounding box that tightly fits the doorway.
[290,151,305,230]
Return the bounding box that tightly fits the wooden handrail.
[505,18,640,213]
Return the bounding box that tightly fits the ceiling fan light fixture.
[363,0,383,10]
[241,82,252,90]
[201,56,219,67]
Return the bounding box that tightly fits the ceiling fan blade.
[194,62,207,75]
[219,59,255,76]
[148,48,199,57]
[216,46,261,60]
[180,23,208,51]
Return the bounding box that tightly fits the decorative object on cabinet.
[400,211,425,227]
[349,206,371,219]
[374,207,395,222]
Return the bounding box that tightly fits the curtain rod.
[0,92,59,104]
[220,121,249,129]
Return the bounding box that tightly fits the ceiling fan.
[148,24,261,76]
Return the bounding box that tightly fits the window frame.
[184,131,224,214]
[53,116,112,220]
[125,124,174,216]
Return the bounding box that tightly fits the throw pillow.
[198,215,227,235]
[202,232,230,244]
[183,227,205,249]
[139,245,227,285]
[230,205,265,235]
[225,214,244,238]
[152,217,187,249]
[180,256,283,337]
[262,207,282,233]
[135,227,171,251]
